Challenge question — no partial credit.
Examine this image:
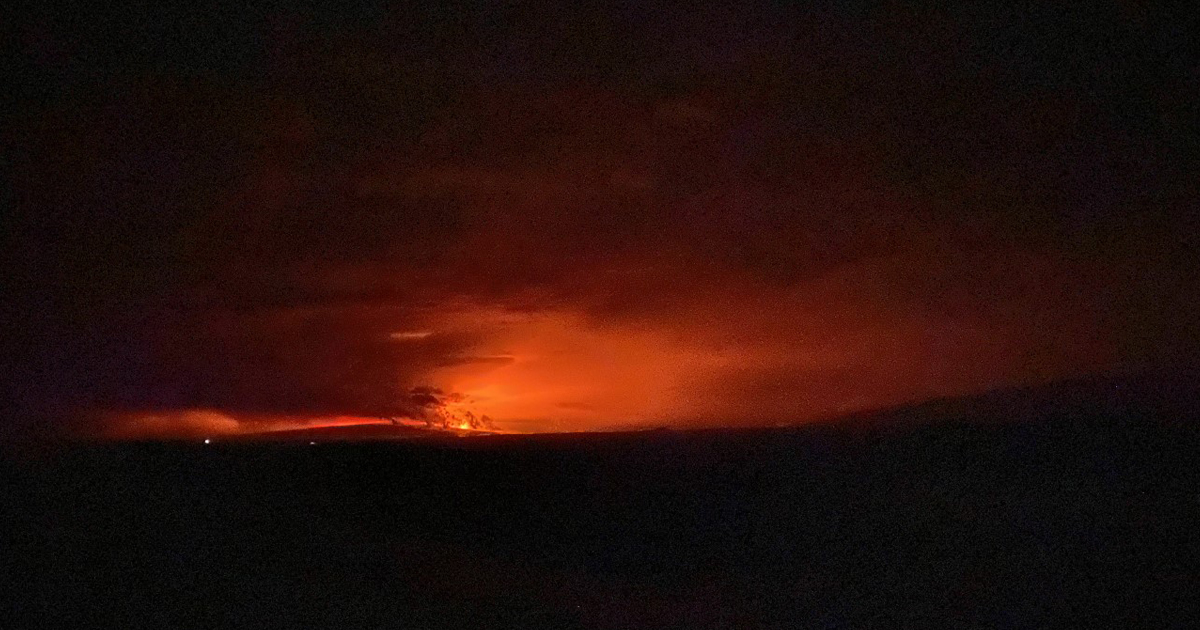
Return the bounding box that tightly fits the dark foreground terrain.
[4,376,1199,628]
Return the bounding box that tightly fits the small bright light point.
[309,441,316,445]
[204,439,212,444]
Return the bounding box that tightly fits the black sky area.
[3,1,1198,437]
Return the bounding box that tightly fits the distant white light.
[204,439,212,444]
[309,441,316,445]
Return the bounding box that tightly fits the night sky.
[5,1,1198,437]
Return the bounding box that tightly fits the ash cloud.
[5,2,1197,436]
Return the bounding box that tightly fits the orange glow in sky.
[90,248,1115,440]
[386,250,1114,433]
[421,305,703,431]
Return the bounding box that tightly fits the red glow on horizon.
[91,249,1113,440]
